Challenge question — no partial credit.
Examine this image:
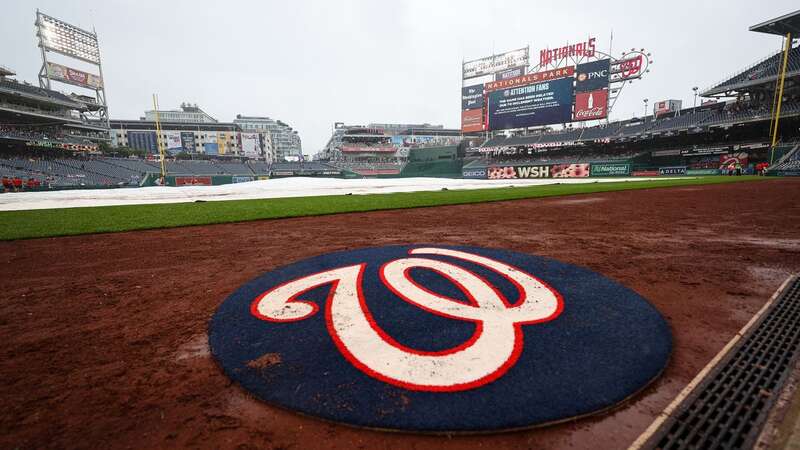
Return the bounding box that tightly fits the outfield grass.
[0,176,768,241]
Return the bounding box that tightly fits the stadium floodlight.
[36,11,100,65]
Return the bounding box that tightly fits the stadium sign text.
[539,37,596,66]
[485,67,575,93]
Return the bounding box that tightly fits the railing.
[700,45,787,94]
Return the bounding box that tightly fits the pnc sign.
[209,245,672,432]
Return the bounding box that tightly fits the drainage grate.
[645,276,800,450]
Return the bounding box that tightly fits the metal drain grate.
[645,276,800,450]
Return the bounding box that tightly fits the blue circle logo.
[209,245,671,432]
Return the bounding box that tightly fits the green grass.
[0,176,768,241]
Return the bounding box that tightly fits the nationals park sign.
[209,245,672,432]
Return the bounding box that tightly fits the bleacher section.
[703,46,800,96]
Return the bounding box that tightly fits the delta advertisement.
[590,162,631,177]
[487,77,574,130]
[46,62,103,89]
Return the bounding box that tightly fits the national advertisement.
[590,162,631,177]
[462,85,484,110]
[575,59,610,92]
[487,77,574,130]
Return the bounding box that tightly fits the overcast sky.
[1,0,796,154]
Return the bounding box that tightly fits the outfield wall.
[461,162,736,179]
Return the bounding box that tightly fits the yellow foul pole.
[770,32,792,165]
[152,94,167,181]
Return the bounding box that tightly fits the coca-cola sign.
[573,89,609,121]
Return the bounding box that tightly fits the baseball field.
[1,176,799,449]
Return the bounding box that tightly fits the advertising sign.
[573,89,609,121]
[487,77,574,130]
[461,109,484,133]
[127,131,158,153]
[166,131,182,151]
[552,163,589,178]
[461,84,484,110]
[242,132,260,158]
[232,176,254,183]
[175,176,212,186]
[463,47,529,79]
[686,169,720,175]
[659,166,687,176]
[46,62,103,89]
[488,165,551,179]
[496,66,526,81]
[485,66,574,93]
[462,168,487,179]
[590,163,631,177]
[632,170,660,177]
[217,133,228,155]
[203,143,219,155]
[575,59,610,92]
[180,132,195,152]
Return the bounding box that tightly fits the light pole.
[643,98,649,117]
[692,86,699,112]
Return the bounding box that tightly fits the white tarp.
[0,177,676,211]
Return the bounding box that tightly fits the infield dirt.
[1,178,799,449]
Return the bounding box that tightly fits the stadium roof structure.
[701,12,800,97]
[749,9,800,36]
[0,65,15,77]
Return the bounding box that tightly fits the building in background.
[111,120,250,159]
[234,115,301,161]
[144,103,218,124]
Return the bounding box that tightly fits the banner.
[166,131,182,151]
[485,66,574,93]
[203,143,219,155]
[590,163,631,177]
[496,66,526,81]
[462,168,487,179]
[487,77,574,130]
[573,89,609,121]
[462,84,484,110]
[217,133,228,155]
[232,176,254,183]
[242,132,260,158]
[659,166,687,176]
[463,47,529,79]
[180,132,195,152]
[632,170,659,177]
[175,176,212,186]
[552,163,589,178]
[575,59,610,92]
[46,62,103,89]
[686,169,720,175]
[488,165,551,179]
[461,109,484,133]
[127,131,158,153]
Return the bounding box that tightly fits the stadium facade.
[233,115,301,161]
[144,103,218,124]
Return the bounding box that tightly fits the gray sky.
[1,0,796,155]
